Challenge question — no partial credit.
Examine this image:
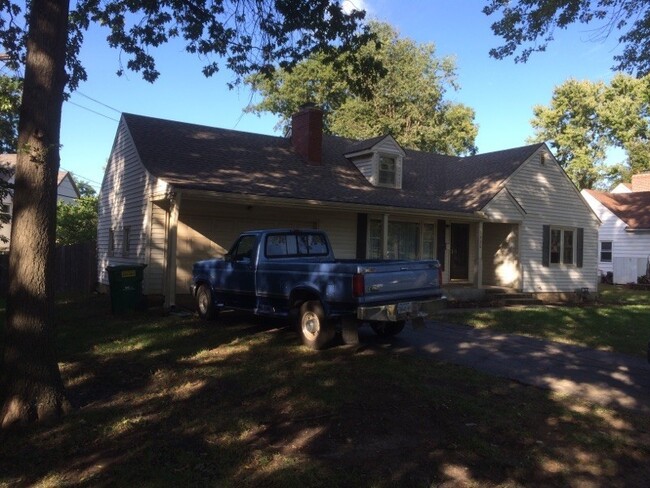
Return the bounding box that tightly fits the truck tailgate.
[358,260,440,302]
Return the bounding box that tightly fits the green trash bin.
[106,264,147,314]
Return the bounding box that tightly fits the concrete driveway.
[360,320,650,413]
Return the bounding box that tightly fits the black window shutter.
[576,227,584,268]
[356,213,368,259]
[542,225,550,267]
[437,220,446,270]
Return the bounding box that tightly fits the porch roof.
[122,113,542,215]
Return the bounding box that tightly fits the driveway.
[360,320,650,413]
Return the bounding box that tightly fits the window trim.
[549,226,576,266]
[377,155,396,187]
[599,240,613,263]
[368,218,436,261]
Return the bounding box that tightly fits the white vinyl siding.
[482,188,525,222]
[582,190,650,282]
[505,149,599,293]
[97,119,161,293]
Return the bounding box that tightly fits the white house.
[582,174,650,284]
[97,106,600,306]
[0,154,80,252]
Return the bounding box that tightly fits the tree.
[57,179,98,246]
[0,75,19,240]
[483,0,650,77]
[0,75,20,152]
[0,0,372,427]
[247,22,478,155]
[530,74,650,189]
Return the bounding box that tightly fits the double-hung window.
[378,156,396,186]
[550,227,575,265]
[600,241,612,263]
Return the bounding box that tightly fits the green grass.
[0,294,649,486]
[436,285,650,358]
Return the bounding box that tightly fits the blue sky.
[58,0,624,191]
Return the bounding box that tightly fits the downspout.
[164,190,182,310]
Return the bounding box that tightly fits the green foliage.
[0,75,21,152]
[56,196,98,245]
[530,74,650,189]
[484,0,650,77]
[247,21,478,155]
[1,1,374,92]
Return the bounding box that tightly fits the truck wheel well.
[290,288,321,311]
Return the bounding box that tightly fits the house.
[0,153,81,252]
[97,106,600,307]
[582,173,650,284]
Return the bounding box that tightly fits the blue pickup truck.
[190,229,446,349]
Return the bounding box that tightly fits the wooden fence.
[0,240,97,296]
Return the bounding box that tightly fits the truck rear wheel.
[371,321,405,337]
[196,284,217,320]
[299,300,335,350]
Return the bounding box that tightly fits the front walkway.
[379,320,650,413]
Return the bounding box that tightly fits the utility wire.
[65,100,119,122]
[76,91,122,114]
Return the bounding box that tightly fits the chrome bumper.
[356,296,447,322]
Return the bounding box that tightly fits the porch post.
[164,191,182,309]
[382,213,389,259]
[477,221,483,288]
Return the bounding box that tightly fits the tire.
[298,300,335,350]
[196,284,217,320]
[370,321,406,337]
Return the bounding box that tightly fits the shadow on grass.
[1,295,649,487]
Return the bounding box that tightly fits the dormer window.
[378,156,396,186]
[344,135,406,189]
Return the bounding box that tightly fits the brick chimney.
[631,172,650,191]
[291,103,323,165]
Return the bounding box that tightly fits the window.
[122,226,131,257]
[550,227,574,265]
[0,203,11,224]
[264,232,329,258]
[230,235,257,260]
[378,156,396,186]
[108,228,115,257]
[600,241,612,263]
[368,220,435,260]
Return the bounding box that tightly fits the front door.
[450,223,469,281]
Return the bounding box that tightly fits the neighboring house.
[98,107,600,306]
[582,173,650,284]
[0,153,80,252]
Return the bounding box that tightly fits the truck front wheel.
[371,321,405,337]
[299,301,335,350]
[196,284,218,320]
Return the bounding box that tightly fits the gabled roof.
[0,154,77,194]
[121,113,543,214]
[584,189,650,230]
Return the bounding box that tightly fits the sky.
[55,0,625,192]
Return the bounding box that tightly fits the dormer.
[345,135,406,189]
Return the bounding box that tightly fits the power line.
[65,100,119,122]
[76,91,122,114]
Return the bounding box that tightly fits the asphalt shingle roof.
[122,113,543,214]
[585,189,650,230]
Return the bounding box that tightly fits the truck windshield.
[265,233,329,258]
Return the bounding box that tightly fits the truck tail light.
[352,273,365,297]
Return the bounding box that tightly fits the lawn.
[436,285,650,358]
[0,294,649,486]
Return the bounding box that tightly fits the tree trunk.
[0,0,72,427]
